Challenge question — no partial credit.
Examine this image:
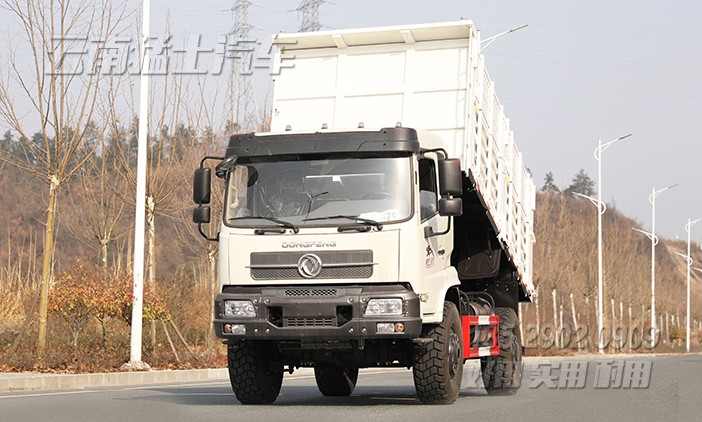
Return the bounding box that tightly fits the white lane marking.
[0,390,98,400]
[123,381,230,391]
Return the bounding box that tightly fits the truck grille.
[285,317,334,327]
[249,250,374,280]
[284,288,338,297]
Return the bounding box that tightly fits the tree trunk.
[100,240,108,269]
[98,317,108,349]
[145,196,157,355]
[664,313,668,344]
[570,293,580,350]
[559,304,564,349]
[37,175,60,366]
[162,320,179,363]
[551,289,558,348]
[72,330,80,362]
[584,296,592,351]
[146,195,156,287]
[534,294,541,348]
[628,305,633,349]
[619,302,624,327]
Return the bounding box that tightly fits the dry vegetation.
[522,192,702,354]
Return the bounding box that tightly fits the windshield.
[224,156,412,228]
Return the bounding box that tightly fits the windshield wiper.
[303,215,383,231]
[228,216,299,234]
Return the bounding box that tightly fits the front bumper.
[214,284,421,340]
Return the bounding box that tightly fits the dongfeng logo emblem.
[298,254,323,278]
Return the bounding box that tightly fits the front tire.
[413,301,463,404]
[314,366,359,396]
[480,307,522,395]
[228,341,283,404]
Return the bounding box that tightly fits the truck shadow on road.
[133,385,486,407]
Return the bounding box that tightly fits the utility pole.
[228,0,254,132]
[676,218,700,352]
[127,0,151,371]
[648,184,677,349]
[593,134,631,353]
[297,0,325,32]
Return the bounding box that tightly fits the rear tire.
[480,307,522,395]
[314,366,359,396]
[228,341,283,404]
[412,301,463,404]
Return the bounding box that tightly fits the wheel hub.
[448,330,461,378]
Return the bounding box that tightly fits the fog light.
[224,324,246,335]
[376,323,395,334]
[394,322,405,333]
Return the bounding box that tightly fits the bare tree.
[114,71,194,288]
[0,0,127,364]
[67,147,127,268]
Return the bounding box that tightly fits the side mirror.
[439,198,462,217]
[215,155,238,179]
[193,168,211,204]
[193,206,211,224]
[438,159,462,196]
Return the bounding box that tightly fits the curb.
[0,367,318,393]
[0,368,228,392]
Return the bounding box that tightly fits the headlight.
[365,298,403,316]
[224,300,256,318]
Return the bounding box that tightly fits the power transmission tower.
[297,0,325,32]
[228,0,255,132]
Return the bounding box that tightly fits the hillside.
[523,192,702,352]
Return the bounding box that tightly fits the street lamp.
[580,133,631,354]
[677,219,701,353]
[573,192,607,353]
[128,0,152,370]
[480,24,528,51]
[647,183,678,349]
[633,227,658,347]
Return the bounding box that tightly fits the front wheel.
[227,341,283,404]
[314,366,359,396]
[412,301,463,404]
[480,307,522,395]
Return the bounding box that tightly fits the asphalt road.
[1,355,700,422]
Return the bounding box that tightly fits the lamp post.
[580,133,631,354]
[633,228,658,347]
[647,184,678,350]
[677,219,700,353]
[573,192,607,353]
[128,0,151,370]
[480,24,528,51]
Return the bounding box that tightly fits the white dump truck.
[192,21,536,404]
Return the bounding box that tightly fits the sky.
[1,0,701,241]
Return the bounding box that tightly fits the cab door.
[418,157,448,271]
